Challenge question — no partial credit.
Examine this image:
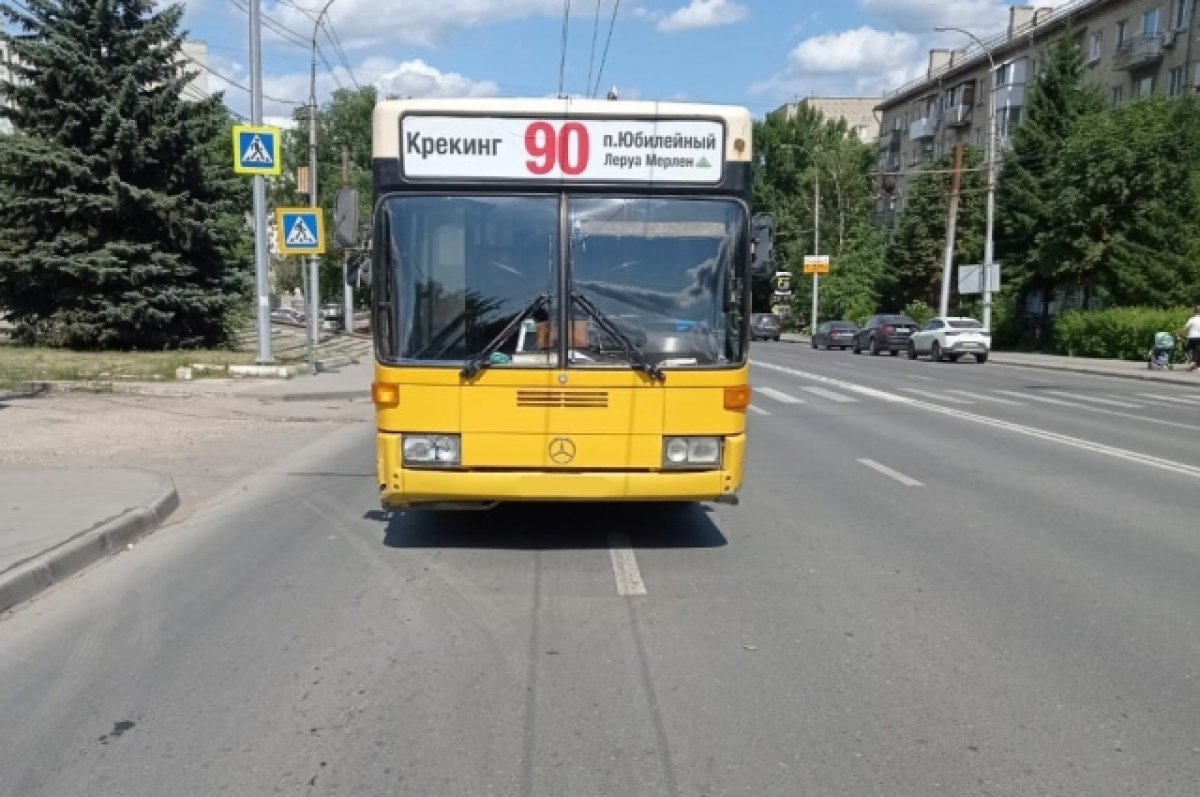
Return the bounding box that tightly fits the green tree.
[277,85,375,304]
[882,147,986,309]
[0,0,251,349]
[1047,95,1200,307]
[996,35,1104,316]
[752,105,884,324]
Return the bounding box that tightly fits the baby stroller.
[1148,331,1175,370]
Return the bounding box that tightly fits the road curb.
[0,476,180,615]
[988,357,1200,385]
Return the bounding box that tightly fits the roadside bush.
[1053,306,1192,360]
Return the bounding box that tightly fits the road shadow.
[0,382,49,410]
[374,501,728,551]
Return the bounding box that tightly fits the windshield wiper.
[460,294,551,379]
[571,292,665,382]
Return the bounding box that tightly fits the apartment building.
[875,0,1199,228]
[772,96,882,143]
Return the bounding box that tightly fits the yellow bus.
[348,98,754,510]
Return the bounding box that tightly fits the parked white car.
[907,316,991,363]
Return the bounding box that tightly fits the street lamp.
[779,144,823,331]
[290,0,337,374]
[936,25,997,332]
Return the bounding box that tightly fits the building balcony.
[908,117,938,140]
[1114,34,1165,71]
[878,128,902,150]
[943,104,973,127]
[994,82,1026,108]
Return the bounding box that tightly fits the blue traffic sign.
[275,207,325,255]
[233,125,281,175]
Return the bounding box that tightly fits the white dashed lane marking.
[756,387,805,404]
[858,459,924,487]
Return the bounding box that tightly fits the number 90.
[525,122,590,176]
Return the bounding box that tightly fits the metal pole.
[982,53,997,333]
[249,0,272,363]
[810,168,819,332]
[306,0,335,374]
[936,25,998,329]
[341,144,354,334]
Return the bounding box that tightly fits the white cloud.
[857,0,1008,36]
[657,0,748,33]
[207,53,494,119]
[359,58,499,98]
[750,26,922,99]
[265,0,561,50]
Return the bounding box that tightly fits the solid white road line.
[946,389,1026,406]
[607,532,647,596]
[858,458,924,487]
[900,388,974,404]
[754,360,1200,481]
[756,386,805,404]
[748,405,770,416]
[1047,391,1143,408]
[801,386,859,403]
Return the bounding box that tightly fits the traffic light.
[751,213,774,276]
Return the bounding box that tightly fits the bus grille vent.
[517,390,609,408]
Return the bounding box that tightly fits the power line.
[557,0,571,97]
[584,0,601,97]
[185,56,306,105]
[591,0,620,98]
[272,0,361,89]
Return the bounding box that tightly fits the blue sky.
[180,0,1012,123]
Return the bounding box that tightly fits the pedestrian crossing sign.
[233,124,282,175]
[275,208,325,255]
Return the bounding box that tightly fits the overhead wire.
[584,0,601,98]
[591,0,620,98]
[557,0,571,97]
[272,0,361,89]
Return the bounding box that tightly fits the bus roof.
[373,97,753,172]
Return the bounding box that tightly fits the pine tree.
[995,34,1104,317]
[882,147,986,309]
[0,0,251,349]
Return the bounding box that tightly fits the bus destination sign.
[400,116,725,183]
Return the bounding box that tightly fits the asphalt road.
[1,345,1198,796]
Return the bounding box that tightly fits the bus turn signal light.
[372,382,400,407]
[724,385,751,410]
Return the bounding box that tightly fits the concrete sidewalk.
[0,360,374,616]
[779,333,1200,386]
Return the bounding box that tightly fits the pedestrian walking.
[1182,305,1200,372]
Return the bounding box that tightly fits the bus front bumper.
[378,435,744,509]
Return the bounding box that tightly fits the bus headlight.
[402,434,461,467]
[662,437,722,469]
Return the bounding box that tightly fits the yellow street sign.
[803,255,830,275]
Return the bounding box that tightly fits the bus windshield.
[380,194,747,369]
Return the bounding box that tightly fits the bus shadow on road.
[378,502,727,550]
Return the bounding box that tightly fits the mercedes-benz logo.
[548,437,576,465]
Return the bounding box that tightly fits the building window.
[1089,31,1103,62]
[1134,74,1154,97]
[1142,8,1161,36]
[1171,0,1188,29]
[1169,67,1185,96]
[1116,19,1129,46]
[1111,85,1124,104]
[996,106,1023,138]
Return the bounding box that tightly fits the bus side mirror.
[334,188,360,248]
[750,213,774,278]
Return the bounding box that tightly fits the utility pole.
[249,0,272,363]
[939,143,964,318]
[341,144,354,334]
[811,168,820,332]
[306,0,336,375]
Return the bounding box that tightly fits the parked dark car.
[811,320,858,350]
[852,314,918,356]
[750,312,782,342]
